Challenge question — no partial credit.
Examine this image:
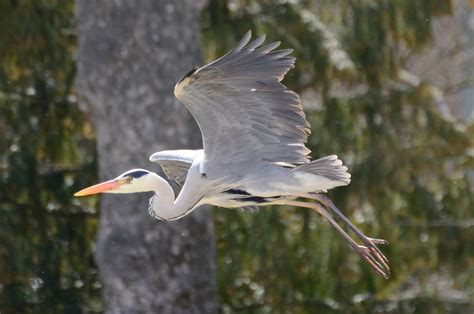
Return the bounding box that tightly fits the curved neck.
[147,173,176,219]
[148,173,198,221]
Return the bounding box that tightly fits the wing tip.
[235,30,252,51]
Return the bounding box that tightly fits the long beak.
[74,179,121,196]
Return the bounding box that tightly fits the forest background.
[0,0,473,313]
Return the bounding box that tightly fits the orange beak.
[74,179,121,196]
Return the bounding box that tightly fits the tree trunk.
[76,1,216,313]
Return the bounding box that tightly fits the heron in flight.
[75,31,390,278]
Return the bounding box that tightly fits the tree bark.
[76,1,216,313]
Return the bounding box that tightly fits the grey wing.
[174,31,311,176]
[149,150,202,186]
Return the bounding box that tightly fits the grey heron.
[75,31,390,278]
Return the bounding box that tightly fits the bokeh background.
[1,0,473,313]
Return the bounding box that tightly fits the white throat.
[143,173,175,219]
[147,169,203,221]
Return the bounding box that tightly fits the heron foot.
[360,236,390,266]
[368,237,389,245]
[355,244,390,279]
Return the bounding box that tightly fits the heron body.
[75,31,390,278]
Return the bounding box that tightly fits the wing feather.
[174,31,311,176]
[149,150,201,186]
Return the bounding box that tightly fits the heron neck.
[149,172,204,221]
[148,173,177,219]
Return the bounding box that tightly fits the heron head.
[74,169,155,196]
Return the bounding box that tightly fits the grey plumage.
[174,31,311,176]
[76,31,390,278]
[294,155,351,185]
[150,150,200,186]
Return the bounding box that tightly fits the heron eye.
[125,176,133,183]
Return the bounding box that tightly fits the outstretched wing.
[174,31,311,176]
[149,150,202,186]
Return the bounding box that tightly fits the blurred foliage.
[1,0,473,313]
[0,1,101,312]
[202,0,473,313]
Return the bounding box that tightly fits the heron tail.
[294,155,351,188]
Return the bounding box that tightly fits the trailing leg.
[277,199,390,278]
[303,193,389,268]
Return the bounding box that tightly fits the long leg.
[303,194,389,265]
[276,199,390,278]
